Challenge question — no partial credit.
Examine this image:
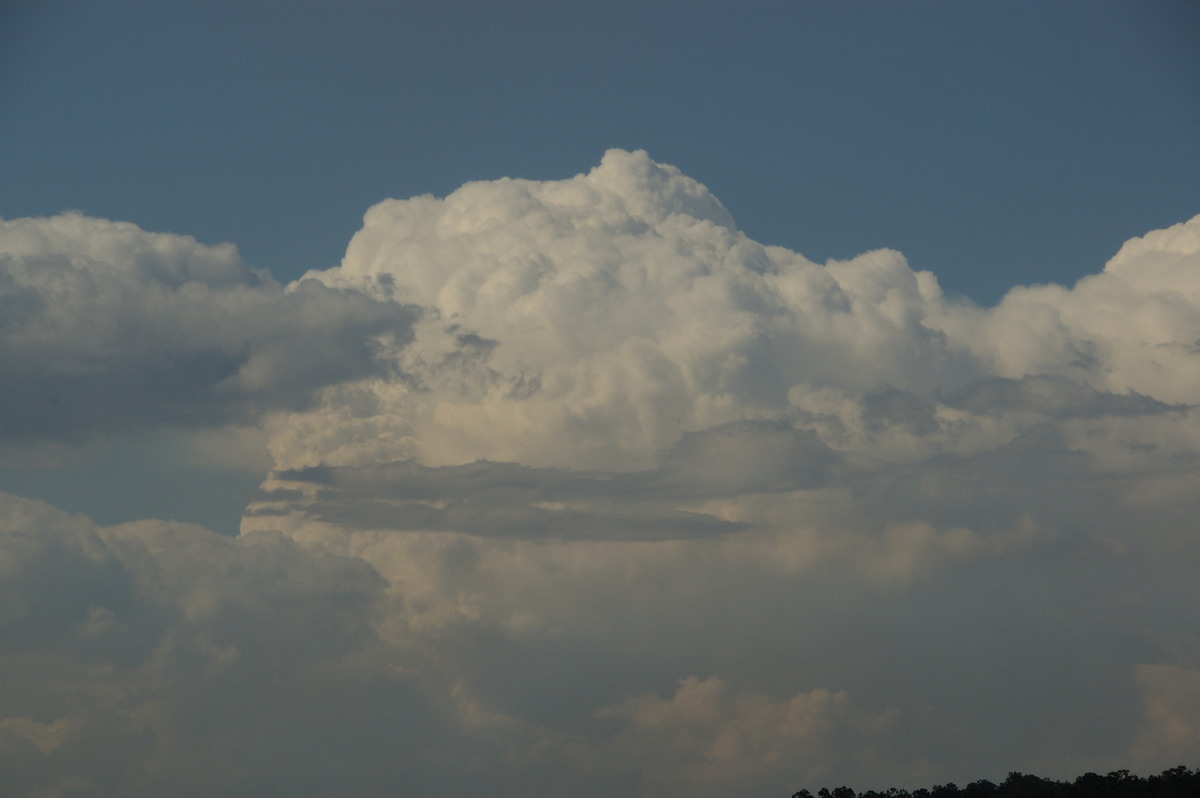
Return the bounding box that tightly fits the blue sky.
[3,3,1200,796]
[4,0,1197,305]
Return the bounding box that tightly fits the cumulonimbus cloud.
[3,152,1200,796]
[249,147,1200,581]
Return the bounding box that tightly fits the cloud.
[0,212,414,447]
[1130,664,1200,769]
[0,492,465,797]
[938,214,1200,406]
[240,151,1200,791]
[4,152,1200,795]
[596,676,900,798]
[264,150,1200,483]
[0,490,915,797]
[244,146,1200,610]
[266,149,980,472]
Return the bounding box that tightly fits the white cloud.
[4,153,1200,795]
[267,150,981,472]
[939,214,1200,405]
[265,151,1200,483]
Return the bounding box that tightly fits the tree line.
[790,765,1199,798]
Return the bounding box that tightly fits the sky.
[1,2,1199,796]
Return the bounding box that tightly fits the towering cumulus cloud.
[3,152,1200,796]
[266,149,979,472]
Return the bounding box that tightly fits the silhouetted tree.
[789,764,1200,798]
[1000,772,1063,798]
[961,779,997,798]
[1157,765,1200,798]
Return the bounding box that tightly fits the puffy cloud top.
[953,213,1200,404]
[273,150,979,471]
[269,151,1200,476]
[0,212,257,288]
[1105,214,1200,289]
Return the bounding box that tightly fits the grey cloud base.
[0,213,413,445]
[3,152,1200,796]
[0,494,466,797]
